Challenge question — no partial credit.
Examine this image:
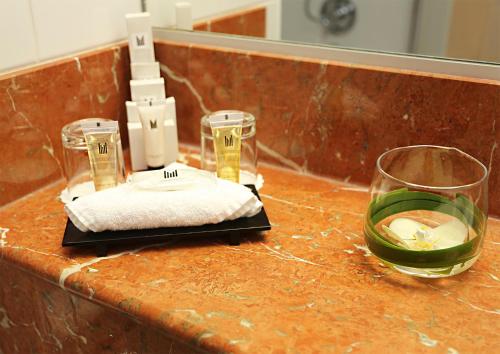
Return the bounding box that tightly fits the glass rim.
[376,145,488,191]
[62,117,113,136]
[62,118,121,146]
[201,110,255,128]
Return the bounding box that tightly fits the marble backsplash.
[1,39,499,216]
[154,40,500,215]
[0,44,130,206]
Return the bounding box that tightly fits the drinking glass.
[200,110,257,184]
[61,118,125,199]
[364,145,488,278]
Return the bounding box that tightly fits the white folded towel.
[65,166,263,233]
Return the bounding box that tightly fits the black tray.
[62,185,271,257]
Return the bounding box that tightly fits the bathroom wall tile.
[1,36,499,218]
[194,6,266,38]
[0,0,38,72]
[155,40,500,216]
[0,44,131,206]
[30,0,141,61]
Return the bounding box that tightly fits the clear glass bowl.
[61,118,125,199]
[364,145,488,278]
[200,110,257,184]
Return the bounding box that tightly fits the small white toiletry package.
[127,97,179,171]
[126,12,155,63]
[130,78,166,102]
[175,2,193,30]
[131,62,160,80]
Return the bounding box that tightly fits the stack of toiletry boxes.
[125,12,178,171]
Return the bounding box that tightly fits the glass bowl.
[364,145,488,278]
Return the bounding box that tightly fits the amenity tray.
[62,185,271,256]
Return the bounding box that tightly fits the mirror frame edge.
[154,29,500,83]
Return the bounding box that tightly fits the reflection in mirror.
[152,0,499,64]
[194,7,266,38]
[283,0,499,63]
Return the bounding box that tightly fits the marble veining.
[3,150,496,352]
[154,40,500,216]
[2,39,499,216]
[58,242,169,290]
[0,227,8,248]
[0,307,14,329]
[0,44,131,206]
[0,37,499,352]
[159,63,210,115]
[0,261,198,353]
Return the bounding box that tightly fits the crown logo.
[98,142,107,154]
[149,120,158,129]
[136,35,145,46]
[224,135,233,147]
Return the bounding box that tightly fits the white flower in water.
[382,218,468,251]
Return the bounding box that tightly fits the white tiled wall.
[0,0,141,72]
[0,0,38,71]
[0,0,279,73]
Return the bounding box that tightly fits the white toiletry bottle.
[137,100,166,168]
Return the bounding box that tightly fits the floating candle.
[382,217,468,251]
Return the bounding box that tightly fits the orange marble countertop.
[1,156,499,353]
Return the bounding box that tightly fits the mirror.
[149,0,500,64]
